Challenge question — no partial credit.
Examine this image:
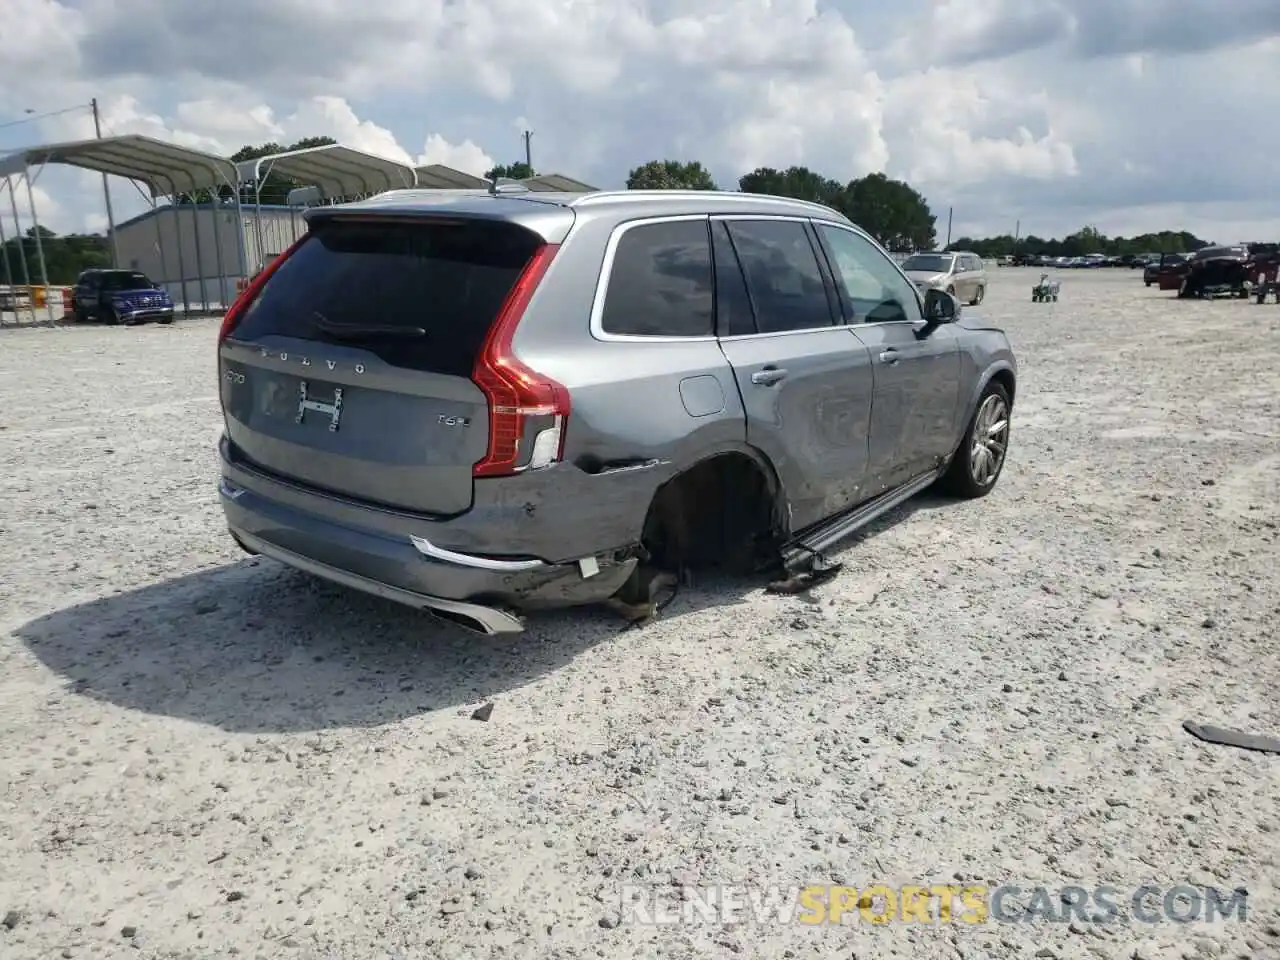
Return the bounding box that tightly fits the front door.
[811,223,962,493]
[711,218,875,532]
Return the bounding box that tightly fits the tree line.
[0,145,1221,285]
[949,224,1211,259]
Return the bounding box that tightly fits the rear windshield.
[233,217,541,377]
[101,272,154,291]
[1194,246,1244,259]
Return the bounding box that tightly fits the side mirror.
[917,287,958,339]
[923,287,958,321]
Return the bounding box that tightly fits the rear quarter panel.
[509,209,752,540]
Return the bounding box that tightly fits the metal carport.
[415,164,489,190]
[235,144,418,268]
[0,134,245,323]
[519,173,600,193]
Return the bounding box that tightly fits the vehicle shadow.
[13,554,762,735]
[14,491,960,735]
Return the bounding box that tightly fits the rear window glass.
[233,218,540,377]
[725,219,834,334]
[600,220,714,337]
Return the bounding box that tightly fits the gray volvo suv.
[217,188,1016,634]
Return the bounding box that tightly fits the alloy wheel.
[970,394,1009,486]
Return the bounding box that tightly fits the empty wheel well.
[639,453,781,576]
[988,369,1016,405]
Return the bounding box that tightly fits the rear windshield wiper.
[311,312,426,340]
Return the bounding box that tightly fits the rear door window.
[723,219,835,333]
[599,219,714,337]
[232,218,541,378]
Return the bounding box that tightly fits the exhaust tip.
[428,607,497,636]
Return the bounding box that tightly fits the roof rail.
[571,189,840,215]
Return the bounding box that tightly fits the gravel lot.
[1,268,1277,960]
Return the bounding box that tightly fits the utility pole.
[91,98,119,268]
[522,130,533,174]
[945,207,953,248]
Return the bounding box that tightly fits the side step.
[781,469,942,572]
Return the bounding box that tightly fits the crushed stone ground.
[1,268,1277,960]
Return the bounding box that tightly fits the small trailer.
[1032,273,1060,302]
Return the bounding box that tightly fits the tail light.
[472,243,568,478]
[218,234,310,343]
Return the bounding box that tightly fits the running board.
[781,470,942,571]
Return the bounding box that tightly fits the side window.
[600,219,714,337]
[711,221,756,337]
[723,219,834,334]
[815,225,923,325]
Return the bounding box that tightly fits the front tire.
[103,306,120,326]
[969,284,985,306]
[937,381,1011,499]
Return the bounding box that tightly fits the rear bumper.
[228,525,526,634]
[218,470,637,630]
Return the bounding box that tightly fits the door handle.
[751,367,788,386]
[878,350,900,365]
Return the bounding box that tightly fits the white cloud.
[416,135,494,177]
[0,0,1277,242]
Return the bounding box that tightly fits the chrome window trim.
[587,212,922,344]
[588,215,719,344]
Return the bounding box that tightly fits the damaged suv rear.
[217,188,1016,634]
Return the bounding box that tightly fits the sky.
[1,0,1278,245]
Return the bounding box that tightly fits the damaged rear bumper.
[218,472,637,634]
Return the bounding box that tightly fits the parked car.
[1177,245,1252,299]
[72,268,174,324]
[1146,253,1187,288]
[900,250,988,305]
[215,189,1017,634]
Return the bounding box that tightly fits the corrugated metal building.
[112,173,604,311]
[112,201,304,310]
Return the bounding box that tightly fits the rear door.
[713,217,875,531]
[219,215,545,517]
[813,222,962,492]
